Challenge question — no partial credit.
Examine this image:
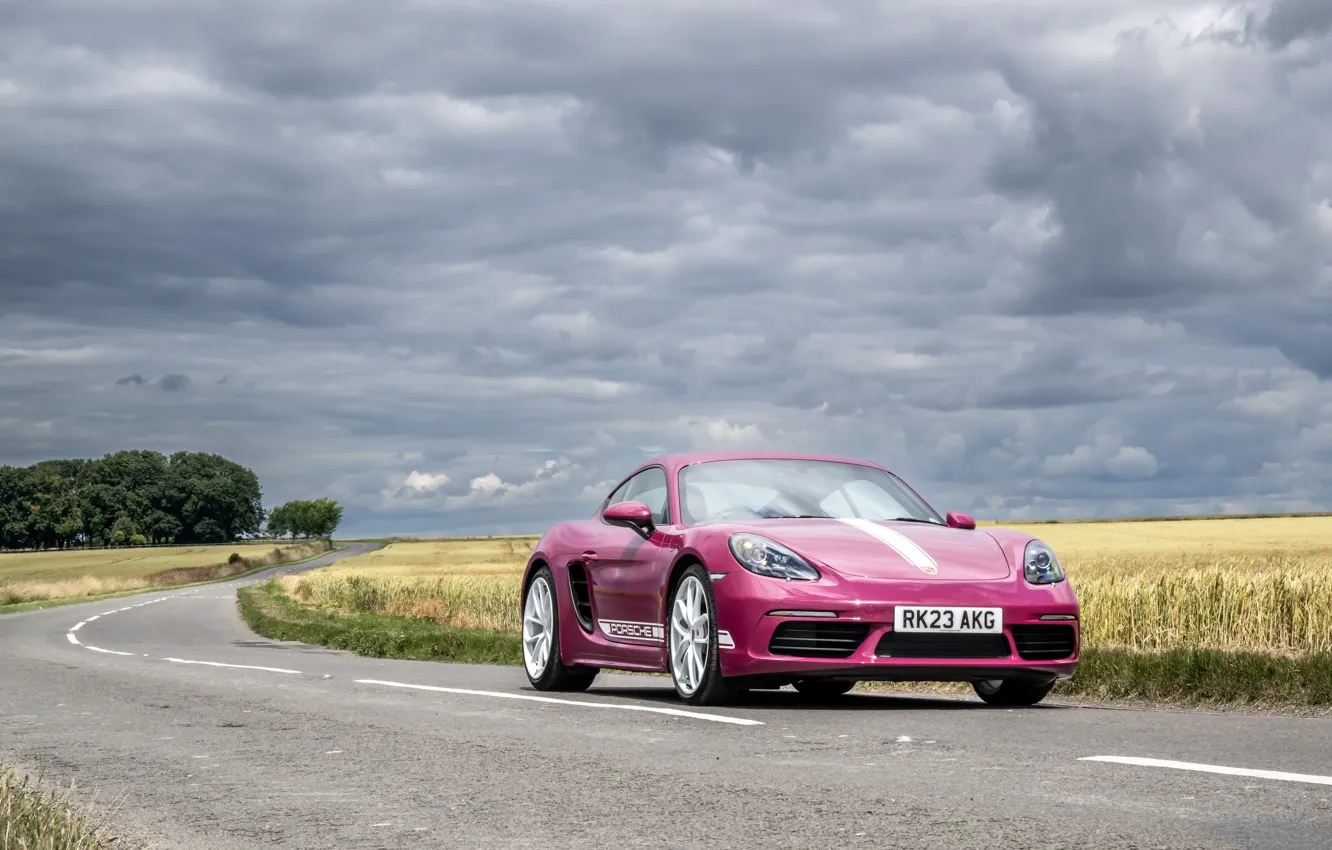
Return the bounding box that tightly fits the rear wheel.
[793,679,855,698]
[972,678,1055,706]
[668,565,739,706]
[523,568,597,692]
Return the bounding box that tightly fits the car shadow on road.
[584,686,1060,711]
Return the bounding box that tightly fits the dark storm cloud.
[1262,0,1332,47]
[2,0,1330,533]
[158,374,192,393]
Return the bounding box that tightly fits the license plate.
[893,606,1002,633]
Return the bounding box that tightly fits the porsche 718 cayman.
[520,451,1079,706]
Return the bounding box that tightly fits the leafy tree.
[265,498,343,540]
[0,450,267,549]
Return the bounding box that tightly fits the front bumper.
[710,566,1080,683]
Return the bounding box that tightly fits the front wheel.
[523,568,597,692]
[973,678,1055,706]
[668,565,739,706]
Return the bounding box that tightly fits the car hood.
[724,518,1012,581]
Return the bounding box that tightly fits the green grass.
[238,579,521,665]
[0,543,341,616]
[0,764,131,850]
[1057,646,1332,706]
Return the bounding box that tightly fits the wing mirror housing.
[945,511,976,530]
[604,501,656,538]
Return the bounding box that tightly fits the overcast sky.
[2,0,1330,536]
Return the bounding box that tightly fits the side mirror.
[604,501,655,537]
[945,511,976,530]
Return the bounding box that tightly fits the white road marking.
[70,622,85,631]
[1081,756,1332,786]
[66,633,80,645]
[86,646,135,656]
[836,517,938,574]
[164,658,302,675]
[356,679,765,726]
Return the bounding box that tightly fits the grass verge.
[240,581,1332,708]
[1057,646,1332,706]
[238,579,521,665]
[0,543,341,616]
[0,764,133,850]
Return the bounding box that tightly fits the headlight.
[1023,539,1065,584]
[728,534,820,581]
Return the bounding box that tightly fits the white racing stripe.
[1081,756,1332,786]
[164,658,302,675]
[356,679,764,726]
[837,517,938,575]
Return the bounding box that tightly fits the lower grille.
[875,632,1012,659]
[768,622,870,658]
[1011,624,1077,660]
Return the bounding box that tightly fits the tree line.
[0,451,342,550]
[265,498,343,540]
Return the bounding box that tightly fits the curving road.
[2,543,1330,849]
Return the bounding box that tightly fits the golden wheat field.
[0,542,322,605]
[284,518,1332,654]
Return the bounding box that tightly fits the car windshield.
[678,459,943,525]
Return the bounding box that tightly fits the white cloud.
[403,470,449,493]
[1043,434,1159,480]
[469,473,508,494]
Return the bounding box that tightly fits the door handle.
[581,551,599,562]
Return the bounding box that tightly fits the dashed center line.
[1081,756,1332,786]
[163,658,302,675]
[56,546,769,730]
[355,678,764,726]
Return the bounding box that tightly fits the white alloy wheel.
[523,576,554,679]
[670,575,711,696]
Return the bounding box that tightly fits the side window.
[622,467,670,525]
[605,479,632,508]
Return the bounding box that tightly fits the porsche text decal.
[598,619,665,643]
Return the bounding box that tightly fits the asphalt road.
[2,543,1331,849]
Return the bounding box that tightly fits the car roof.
[641,450,888,474]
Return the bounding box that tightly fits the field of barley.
[282,517,1332,655]
[0,541,326,606]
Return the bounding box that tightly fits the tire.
[667,564,739,706]
[972,678,1055,706]
[793,679,855,698]
[523,567,598,692]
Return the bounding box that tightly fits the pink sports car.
[520,451,1079,706]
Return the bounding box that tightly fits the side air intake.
[567,563,594,632]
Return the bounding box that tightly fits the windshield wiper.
[766,514,832,520]
[884,517,943,524]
